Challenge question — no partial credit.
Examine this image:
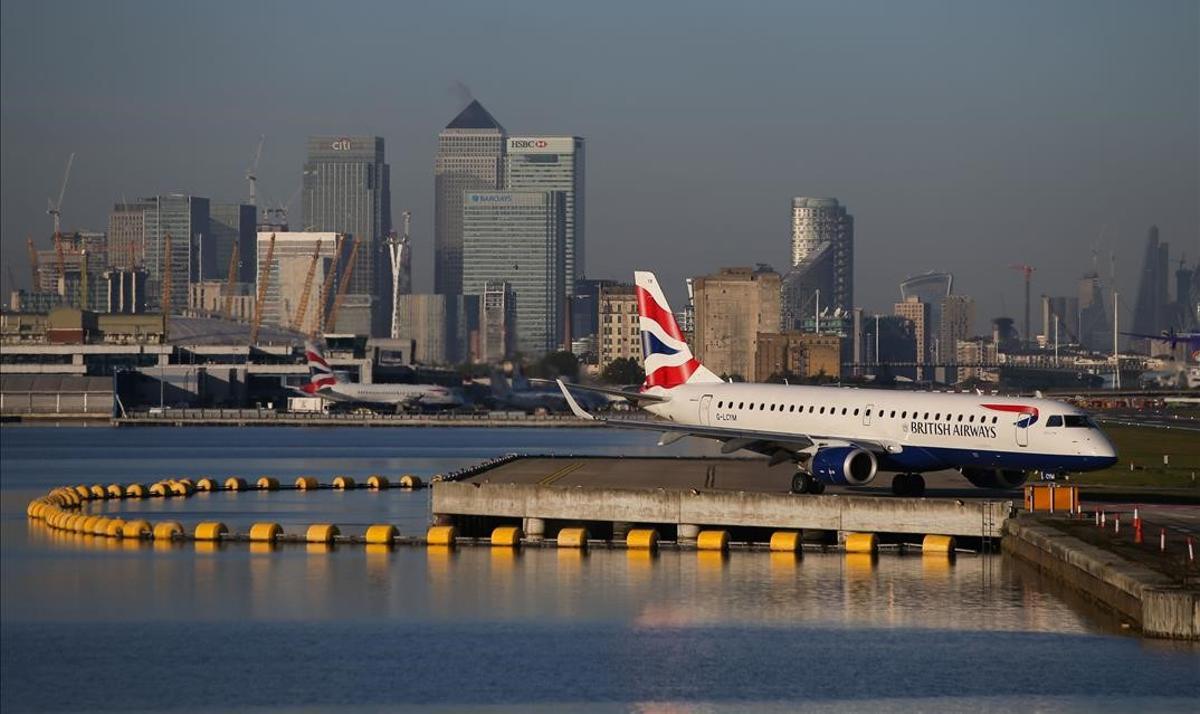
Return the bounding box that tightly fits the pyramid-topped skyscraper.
[435,100,506,295]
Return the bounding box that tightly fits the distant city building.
[477,280,514,363]
[461,191,566,356]
[142,194,209,314]
[956,338,999,383]
[255,232,344,335]
[598,283,641,371]
[572,278,617,348]
[754,331,842,380]
[1040,295,1080,346]
[504,136,585,292]
[1077,271,1110,351]
[188,280,254,322]
[938,295,975,365]
[693,266,781,381]
[103,267,148,314]
[209,203,256,283]
[33,232,108,311]
[1131,225,1170,343]
[894,296,931,364]
[900,272,953,361]
[302,136,390,336]
[782,197,853,328]
[108,201,153,269]
[435,100,506,296]
[992,317,1019,352]
[394,293,473,365]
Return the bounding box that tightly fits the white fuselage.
[644,382,1117,472]
[320,382,460,407]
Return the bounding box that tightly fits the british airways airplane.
[297,342,463,410]
[558,271,1118,496]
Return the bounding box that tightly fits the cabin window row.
[714,400,1001,424]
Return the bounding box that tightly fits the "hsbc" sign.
[507,136,574,154]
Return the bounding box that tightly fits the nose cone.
[1090,433,1118,469]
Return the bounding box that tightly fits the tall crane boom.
[222,243,239,320]
[326,237,358,333]
[290,242,321,333]
[316,236,343,337]
[46,153,75,235]
[250,233,276,345]
[54,232,66,295]
[1008,263,1035,345]
[246,135,264,207]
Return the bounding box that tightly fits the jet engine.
[810,446,878,486]
[960,467,1028,490]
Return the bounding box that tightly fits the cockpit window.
[1046,415,1063,427]
[1063,415,1095,428]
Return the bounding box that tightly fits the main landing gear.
[891,473,926,497]
[791,471,826,495]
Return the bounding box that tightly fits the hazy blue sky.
[2,0,1196,329]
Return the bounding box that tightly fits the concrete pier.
[433,482,1010,539]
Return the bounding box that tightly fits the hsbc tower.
[504,136,585,293]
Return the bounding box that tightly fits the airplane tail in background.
[634,271,722,390]
[303,341,340,394]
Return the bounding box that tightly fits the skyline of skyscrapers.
[504,135,585,292]
[462,190,566,356]
[434,101,506,297]
[302,135,391,336]
[143,194,209,314]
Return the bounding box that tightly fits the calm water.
[2,427,1197,713]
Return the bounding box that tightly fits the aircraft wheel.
[891,473,911,496]
[810,480,826,495]
[908,474,926,497]
[791,472,814,494]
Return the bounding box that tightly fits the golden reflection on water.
[922,552,954,581]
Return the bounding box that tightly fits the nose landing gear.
[791,471,826,495]
[891,473,926,497]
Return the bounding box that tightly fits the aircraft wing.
[532,378,669,403]
[555,380,897,458]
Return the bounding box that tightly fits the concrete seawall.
[1003,517,1200,639]
[433,481,1013,539]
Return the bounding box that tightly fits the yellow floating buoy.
[125,484,148,499]
[295,476,319,491]
[305,524,340,543]
[122,520,152,538]
[696,530,729,551]
[105,519,126,537]
[490,526,522,547]
[398,474,423,490]
[224,477,247,491]
[922,534,956,554]
[426,525,457,546]
[91,517,112,536]
[195,478,218,492]
[556,527,589,548]
[844,532,878,554]
[332,476,355,490]
[367,475,389,490]
[365,524,398,545]
[169,481,193,497]
[626,529,659,550]
[769,531,802,553]
[89,485,107,500]
[256,477,279,491]
[153,521,184,541]
[26,501,44,519]
[194,522,229,541]
[249,522,282,542]
[73,485,91,500]
[177,478,195,488]
[149,482,170,497]
[106,484,124,499]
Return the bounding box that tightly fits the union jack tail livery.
[634,271,722,390]
[303,341,340,394]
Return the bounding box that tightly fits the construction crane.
[79,249,88,310]
[250,233,276,345]
[161,234,173,333]
[222,243,239,320]
[46,153,75,235]
[26,237,39,289]
[326,237,358,333]
[1008,263,1035,345]
[246,135,264,208]
[315,236,343,337]
[290,242,321,333]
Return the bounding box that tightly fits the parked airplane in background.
[490,367,606,413]
[299,342,462,410]
[1121,328,1200,361]
[558,271,1118,496]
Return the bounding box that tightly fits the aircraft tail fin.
[303,341,340,393]
[634,271,722,390]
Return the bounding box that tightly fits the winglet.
[556,379,595,420]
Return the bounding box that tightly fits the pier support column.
[432,514,454,527]
[678,524,700,544]
[523,517,546,542]
[612,521,634,541]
